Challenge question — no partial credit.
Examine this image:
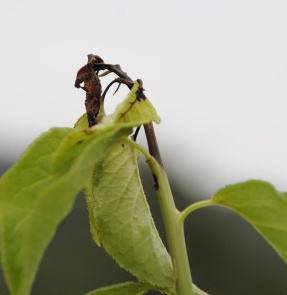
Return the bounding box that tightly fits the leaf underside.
[83,143,174,289]
[81,83,174,289]
[213,180,287,263]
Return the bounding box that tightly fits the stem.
[143,123,163,166]
[126,140,194,295]
[180,199,215,223]
[146,158,194,295]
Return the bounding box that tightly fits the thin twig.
[87,55,163,166]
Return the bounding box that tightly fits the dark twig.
[102,78,121,101]
[102,78,134,101]
[75,54,163,166]
[132,126,141,141]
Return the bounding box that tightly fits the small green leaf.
[83,143,174,289]
[74,113,89,130]
[110,81,161,125]
[213,180,287,263]
[84,281,148,295]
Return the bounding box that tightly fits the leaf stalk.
[180,199,215,223]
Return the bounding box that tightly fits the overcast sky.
[0,0,286,195]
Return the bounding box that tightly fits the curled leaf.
[83,143,174,289]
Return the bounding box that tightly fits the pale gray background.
[0,0,286,194]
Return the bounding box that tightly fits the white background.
[0,0,286,195]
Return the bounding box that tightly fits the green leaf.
[84,281,148,295]
[52,124,131,176]
[83,143,174,290]
[109,81,161,126]
[212,180,287,263]
[0,126,131,295]
[80,83,172,288]
[0,127,72,295]
[74,113,89,130]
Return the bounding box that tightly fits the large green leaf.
[0,126,131,295]
[212,180,287,263]
[79,83,174,288]
[0,128,72,295]
[84,143,174,289]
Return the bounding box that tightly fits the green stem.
[126,139,194,295]
[180,199,215,223]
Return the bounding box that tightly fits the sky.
[0,0,286,195]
